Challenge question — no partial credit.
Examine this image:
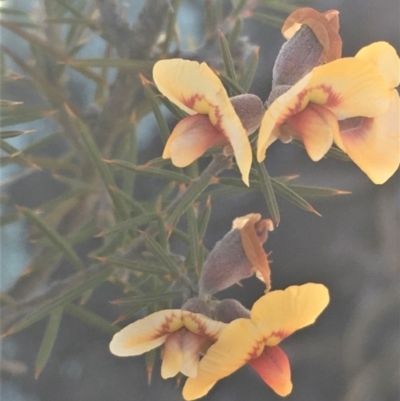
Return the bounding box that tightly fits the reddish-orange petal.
[286,103,337,161]
[162,114,224,167]
[336,90,400,184]
[248,346,293,397]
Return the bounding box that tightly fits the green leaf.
[255,161,280,225]
[35,307,63,378]
[4,266,113,336]
[140,75,170,144]
[64,303,120,336]
[96,213,159,237]
[251,12,285,28]
[141,233,181,277]
[230,0,248,18]
[283,184,351,198]
[239,47,260,92]
[197,196,212,238]
[97,256,168,275]
[107,186,147,215]
[105,159,192,184]
[72,118,129,221]
[186,205,200,274]
[112,290,181,305]
[161,0,183,54]
[18,207,86,271]
[270,179,321,216]
[63,58,154,70]
[228,17,243,48]
[217,72,244,96]
[218,31,238,84]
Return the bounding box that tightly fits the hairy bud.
[230,94,264,135]
[213,299,250,323]
[182,297,212,317]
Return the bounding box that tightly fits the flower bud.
[182,298,212,317]
[199,213,274,295]
[230,94,264,135]
[213,299,250,323]
[272,8,342,87]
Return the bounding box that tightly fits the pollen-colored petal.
[109,310,185,357]
[161,330,184,379]
[336,90,400,184]
[286,103,337,161]
[248,346,293,397]
[355,42,400,88]
[182,319,262,400]
[153,59,223,115]
[308,58,391,119]
[282,7,341,62]
[182,312,227,341]
[250,283,329,346]
[162,114,224,167]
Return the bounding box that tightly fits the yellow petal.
[355,42,400,88]
[248,346,293,396]
[161,330,184,379]
[257,75,312,162]
[109,309,185,357]
[181,331,205,378]
[336,90,400,184]
[308,58,391,119]
[182,312,227,341]
[182,319,262,400]
[162,114,224,167]
[153,59,222,115]
[286,104,337,161]
[154,59,252,185]
[250,283,329,346]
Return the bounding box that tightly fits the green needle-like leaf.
[217,73,244,96]
[218,31,238,84]
[271,179,322,216]
[64,303,120,336]
[35,307,63,379]
[97,256,168,275]
[186,205,200,274]
[63,58,153,70]
[0,129,36,139]
[197,196,212,239]
[18,207,86,271]
[105,159,192,184]
[239,47,260,92]
[3,266,113,336]
[255,161,280,225]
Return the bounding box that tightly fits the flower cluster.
[109,6,399,400]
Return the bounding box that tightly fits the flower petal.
[355,42,400,88]
[181,332,205,378]
[182,319,262,400]
[162,114,224,167]
[336,90,400,184]
[238,215,272,291]
[182,312,227,341]
[161,330,184,379]
[281,7,342,62]
[286,103,337,161]
[308,58,391,119]
[250,283,329,346]
[109,310,185,357]
[154,59,252,184]
[248,346,293,397]
[153,59,223,115]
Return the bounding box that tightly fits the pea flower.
[109,299,226,379]
[199,213,274,295]
[182,283,329,400]
[153,59,264,186]
[257,41,400,184]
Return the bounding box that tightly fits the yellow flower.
[153,59,254,185]
[257,42,400,184]
[182,283,329,400]
[110,309,226,379]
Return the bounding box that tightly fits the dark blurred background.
[1,0,399,401]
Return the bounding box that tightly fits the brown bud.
[272,25,323,87]
[230,94,264,135]
[182,297,212,317]
[213,299,250,323]
[199,214,273,295]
